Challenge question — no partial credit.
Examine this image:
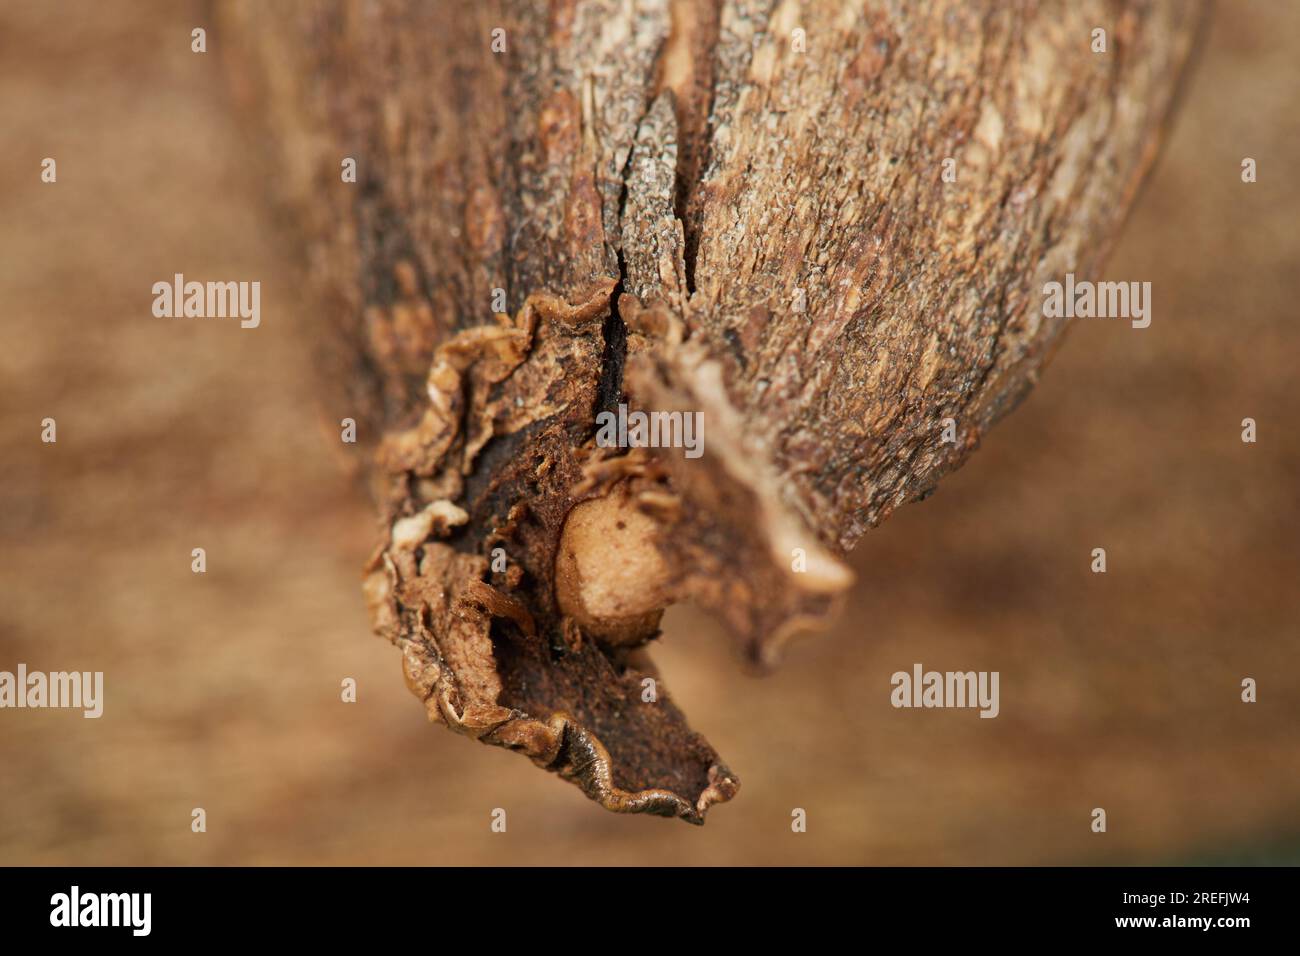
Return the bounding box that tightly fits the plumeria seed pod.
[226,0,1205,822]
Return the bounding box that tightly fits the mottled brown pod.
[224,0,1204,822]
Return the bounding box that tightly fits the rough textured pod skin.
[222,0,1205,822]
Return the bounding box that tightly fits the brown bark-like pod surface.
[224,0,1204,821]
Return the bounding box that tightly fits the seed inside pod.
[554,484,670,646]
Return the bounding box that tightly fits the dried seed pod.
[224,0,1204,822]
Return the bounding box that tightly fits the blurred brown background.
[1,1,1297,865]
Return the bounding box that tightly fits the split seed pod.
[225,0,1204,822]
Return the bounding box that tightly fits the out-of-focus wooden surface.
[1,1,1297,864]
